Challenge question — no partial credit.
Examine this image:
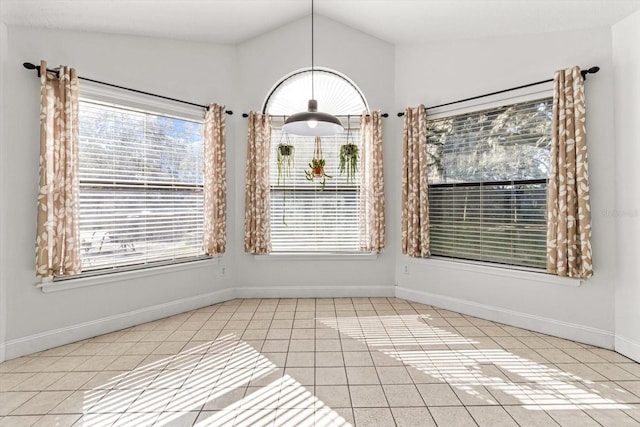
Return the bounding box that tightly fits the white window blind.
[78,100,206,272]
[269,118,361,253]
[426,98,552,269]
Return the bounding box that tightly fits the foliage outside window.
[426,98,553,269]
[77,100,207,273]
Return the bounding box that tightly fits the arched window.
[265,69,369,253]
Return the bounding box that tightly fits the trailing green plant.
[339,143,359,183]
[276,133,295,225]
[277,143,294,185]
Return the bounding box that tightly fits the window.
[265,69,368,253]
[426,98,553,269]
[78,100,207,273]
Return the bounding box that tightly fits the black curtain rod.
[241,113,389,118]
[396,66,600,117]
[23,62,233,115]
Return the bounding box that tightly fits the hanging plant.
[339,144,359,183]
[305,137,332,190]
[277,140,295,185]
[276,132,295,225]
[338,116,359,183]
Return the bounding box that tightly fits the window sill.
[254,253,378,261]
[410,256,582,287]
[37,257,220,293]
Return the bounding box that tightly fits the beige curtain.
[359,110,385,252]
[401,105,430,257]
[547,66,593,279]
[35,60,81,278]
[203,104,226,255]
[244,112,272,254]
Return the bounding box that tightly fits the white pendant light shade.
[282,99,344,136]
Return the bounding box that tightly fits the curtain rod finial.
[23,62,37,70]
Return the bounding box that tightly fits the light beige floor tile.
[588,363,639,381]
[345,367,379,385]
[10,391,72,415]
[315,340,341,352]
[49,389,105,414]
[285,368,315,386]
[453,385,500,406]
[545,409,602,426]
[416,383,463,406]
[376,366,412,384]
[31,414,81,427]
[349,385,388,407]
[289,340,314,352]
[89,389,143,413]
[353,407,395,426]
[342,352,373,367]
[315,368,347,386]
[504,405,561,427]
[286,352,315,368]
[112,411,160,427]
[382,384,424,407]
[0,373,36,391]
[0,391,38,416]
[618,380,640,397]
[468,406,518,426]
[314,385,351,408]
[391,407,435,427]
[45,371,97,391]
[429,406,477,427]
[0,415,41,426]
[315,352,344,367]
[585,408,640,426]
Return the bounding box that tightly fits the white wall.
[0,21,8,361]
[613,10,640,362]
[233,15,398,297]
[1,26,236,359]
[395,28,618,348]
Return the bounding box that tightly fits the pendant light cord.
[311,0,315,100]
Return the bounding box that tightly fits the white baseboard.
[396,286,615,349]
[0,342,5,363]
[5,287,236,360]
[615,334,640,363]
[235,285,395,299]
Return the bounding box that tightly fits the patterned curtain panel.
[35,60,81,278]
[401,105,431,257]
[244,112,272,254]
[547,66,593,279]
[203,103,226,255]
[359,110,385,252]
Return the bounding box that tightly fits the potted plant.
[275,133,295,225]
[304,137,331,190]
[339,142,359,183]
[277,141,294,186]
[339,117,359,183]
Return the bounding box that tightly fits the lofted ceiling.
[1,0,640,45]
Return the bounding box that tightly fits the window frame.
[50,82,215,283]
[263,69,371,255]
[424,87,554,271]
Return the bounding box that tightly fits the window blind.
[78,101,206,272]
[426,98,552,269]
[270,118,361,253]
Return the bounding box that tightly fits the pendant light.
[282,0,344,136]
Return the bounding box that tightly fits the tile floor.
[1,297,639,426]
